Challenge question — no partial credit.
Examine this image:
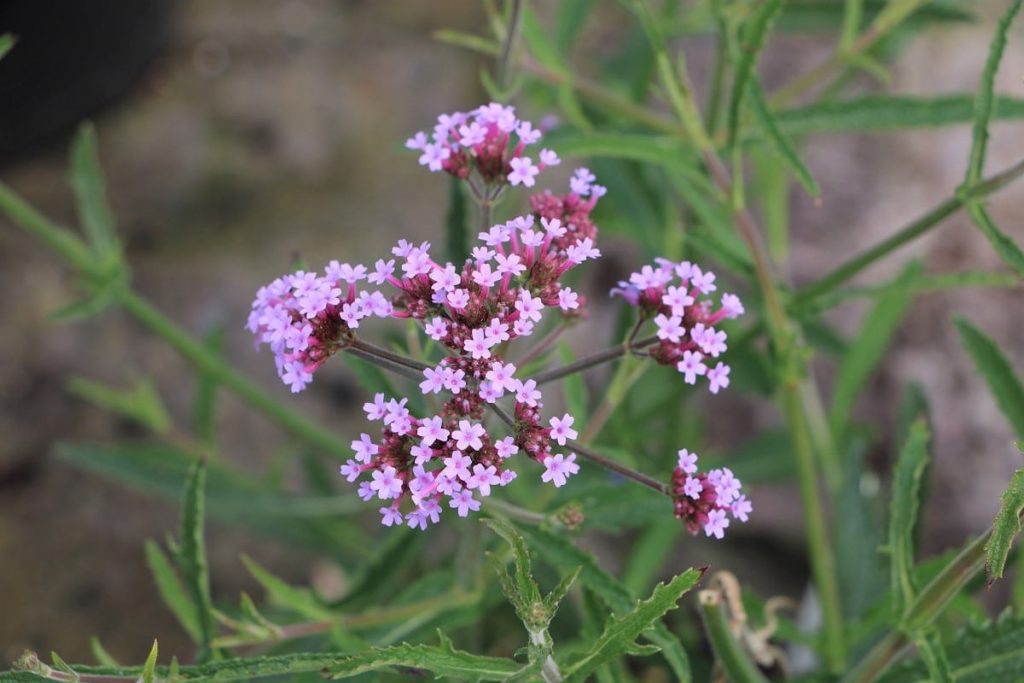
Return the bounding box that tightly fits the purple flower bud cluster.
[612,259,744,394]
[246,265,394,392]
[672,449,751,538]
[406,102,561,188]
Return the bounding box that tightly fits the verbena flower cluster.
[247,102,750,538]
[672,450,751,539]
[612,260,744,393]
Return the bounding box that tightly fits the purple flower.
[548,414,578,446]
[704,509,729,539]
[541,453,580,488]
[450,489,480,517]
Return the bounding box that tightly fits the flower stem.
[495,0,524,92]
[349,338,431,372]
[532,336,658,385]
[516,321,568,367]
[567,439,671,496]
[794,157,1024,307]
[119,291,351,459]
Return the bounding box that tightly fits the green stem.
[840,530,990,683]
[795,156,1024,307]
[119,291,350,459]
[783,383,846,671]
[496,0,524,91]
[697,590,771,683]
[0,181,96,274]
[531,336,658,385]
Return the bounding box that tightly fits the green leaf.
[563,568,703,682]
[178,460,217,661]
[0,34,16,61]
[954,316,1024,439]
[69,123,120,260]
[748,80,820,198]
[516,524,695,681]
[889,420,931,614]
[145,540,201,642]
[241,554,333,620]
[58,441,370,559]
[543,565,582,618]
[965,0,1022,186]
[444,176,470,264]
[773,95,1024,134]
[66,376,171,435]
[914,628,954,683]
[878,614,1024,683]
[968,201,1024,277]
[556,0,597,55]
[194,326,225,447]
[985,469,1024,584]
[142,640,158,683]
[323,640,523,680]
[726,0,784,149]
[829,262,920,437]
[88,637,118,668]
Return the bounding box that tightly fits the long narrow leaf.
[968,201,1024,277]
[964,0,1023,186]
[727,0,785,148]
[985,469,1024,584]
[178,460,217,661]
[889,420,931,614]
[144,541,201,642]
[748,80,820,198]
[954,317,1024,438]
[69,124,120,259]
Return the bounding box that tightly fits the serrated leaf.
[748,80,820,198]
[483,518,542,625]
[773,95,1024,134]
[241,554,333,620]
[726,0,784,149]
[968,201,1024,277]
[878,614,1024,683]
[985,469,1024,583]
[890,420,931,614]
[543,565,582,616]
[145,540,201,642]
[563,568,703,682]
[67,376,171,435]
[954,317,1024,439]
[829,262,920,437]
[179,460,217,661]
[516,524,695,681]
[69,123,120,260]
[142,640,158,683]
[965,0,1022,186]
[323,641,522,680]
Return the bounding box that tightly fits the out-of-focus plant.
[2,0,1024,680]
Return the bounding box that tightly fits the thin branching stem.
[532,336,659,385]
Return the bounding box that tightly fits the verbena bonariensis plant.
[4,2,1024,682]
[247,102,751,538]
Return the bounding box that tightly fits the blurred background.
[0,0,1022,668]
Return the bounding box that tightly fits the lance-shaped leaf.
[145,540,201,642]
[985,468,1024,584]
[726,0,784,149]
[889,420,931,615]
[141,640,158,683]
[954,317,1024,439]
[964,0,1022,186]
[516,523,696,681]
[241,554,333,621]
[563,568,704,682]
[322,638,523,680]
[748,80,820,198]
[67,376,171,435]
[69,123,121,261]
[967,201,1024,278]
[178,460,218,661]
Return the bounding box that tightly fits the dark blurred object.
[0,0,174,163]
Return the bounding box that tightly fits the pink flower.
[453,420,486,451]
[677,350,707,385]
[420,366,446,394]
[351,433,378,463]
[707,363,731,394]
[380,506,404,527]
[417,416,450,446]
[450,489,480,517]
[464,329,494,360]
[364,393,387,420]
[466,463,500,496]
[558,288,580,311]
[731,495,752,522]
[516,291,544,322]
[541,453,580,488]
[683,476,703,499]
[548,414,578,446]
[486,362,518,393]
[442,452,473,482]
[513,379,542,407]
[425,317,448,341]
[654,314,685,343]
[704,509,729,539]
[508,157,540,187]
[677,448,698,474]
[371,466,404,500]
